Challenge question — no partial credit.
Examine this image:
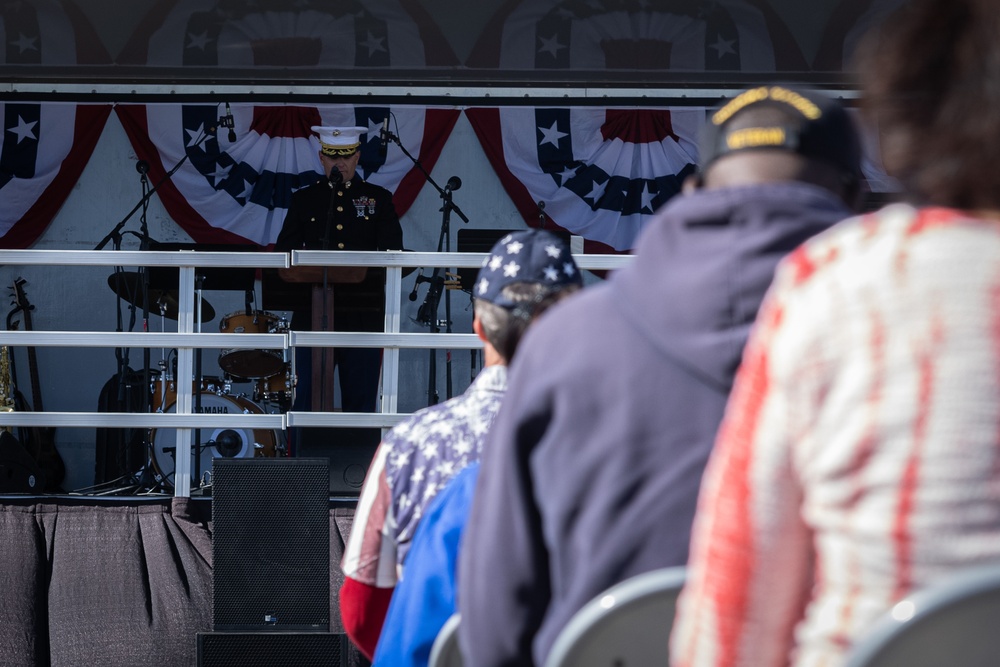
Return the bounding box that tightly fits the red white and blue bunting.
[466,0,807,72]
[813,0,907,193]
[0,0,111,248]
[118,0,458,70]
[465,0,808,252]
[467,107,702,253]
[117,104,460,246]
[114,0,460,246]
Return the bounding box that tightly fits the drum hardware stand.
[381,114,470,406]
[96,130,211,492]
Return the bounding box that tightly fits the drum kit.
[108,268,295,489]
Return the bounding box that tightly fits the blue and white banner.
[0,0,110,248]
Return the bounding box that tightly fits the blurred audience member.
[340,230,581,659]
[672,2,1000,666]
[459,87,863,666]
[371,236,580,667]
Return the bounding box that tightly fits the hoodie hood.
[612,181,851,391]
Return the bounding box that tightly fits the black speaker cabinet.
[211,458,330,632]
[197,632,348,667]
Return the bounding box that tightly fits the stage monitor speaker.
[197,632,348,667]
[293,427,379,495]
[0,430,45,493]
[212,458,330,632]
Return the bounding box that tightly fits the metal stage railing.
[0,248,631,496]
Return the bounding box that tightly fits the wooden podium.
[276,267,366,411]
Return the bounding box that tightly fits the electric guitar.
[11,278,66,491]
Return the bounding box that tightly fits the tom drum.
[218,310,288,379]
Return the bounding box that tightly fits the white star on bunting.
[11,32,38,54]
[186,30,213,50]
[7,116,38,144]
[360,31,387,57]
[538,34,565,58]
[710,34,736,59]
[537,120,568,148]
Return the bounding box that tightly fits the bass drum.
[149,391,276,487]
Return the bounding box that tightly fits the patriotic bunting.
[0,0,111,248]
[114,0,460,246]
[467,107,701,253]
[466,0,807,73]
[813,0,906,193]
[118,0,458,70]
[466,0,809,252]
[812,0,909,72]
[116,104,460,246]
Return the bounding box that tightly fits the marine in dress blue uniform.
[275,126,403,414]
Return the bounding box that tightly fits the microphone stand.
[382,124,470,406]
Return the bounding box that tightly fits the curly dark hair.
[857,0,1000,210]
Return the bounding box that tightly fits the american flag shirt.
[672,204,1000,667]
[342,364,507,587]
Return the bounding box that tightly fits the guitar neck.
[25,345,43,413]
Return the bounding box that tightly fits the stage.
[0,494,366,667]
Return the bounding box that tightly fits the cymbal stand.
[381,115,470,406]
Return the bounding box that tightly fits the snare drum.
[254,362,296,406]
[148,390,277,487]
[218,310,288,379]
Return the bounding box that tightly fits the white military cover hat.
[312,125,367,157]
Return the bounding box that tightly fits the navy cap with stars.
[474,229,582,309]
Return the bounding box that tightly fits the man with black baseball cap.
[694,85,862,200]
[458,87,863,667]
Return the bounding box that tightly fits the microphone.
[244,289,253,318]
[135,160,150,175]
[444,176,462,194]
[219,103,237,142]
[378,116,390,159]
[409,270,422,301]
[538,200,546,229]
[327,169,343,189]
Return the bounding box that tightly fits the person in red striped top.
[672,2,1000,666]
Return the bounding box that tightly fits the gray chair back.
[845,563,1000,667]
[543,566,687,667]
[429,612,463,667]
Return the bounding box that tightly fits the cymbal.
[107,272,216,322]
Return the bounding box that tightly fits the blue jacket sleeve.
[373,465,479,667]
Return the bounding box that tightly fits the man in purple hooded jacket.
[457,87,865,667]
